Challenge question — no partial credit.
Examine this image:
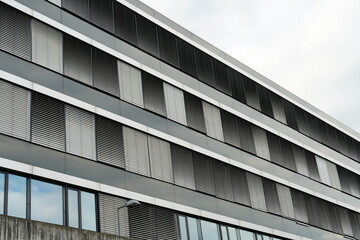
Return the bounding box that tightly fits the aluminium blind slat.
[177,38,197,78]
[276,184,295,219]
[193,152,215,195]
[213,59,231,95]
[118,60,143,108]
[228,68,246,103]
[31,20,63,73]
[114,2,137,44]
[99,194,129,237]
[0,81,30,141]
[349,212,360,239]
[65,105,96,160]
[202,102,224,141]
[251,125,270,160]
[243,77,261,111]
[148,135,173,183]
[328,204,343,235]
[195,49,215,87]
[96,116,125,168]
[164,83,187,125]
[230,166,251,206]
[62,0,89,20]
[305,150,320,181]
[0,3,31,60]
[31,92,65,151]
[258,85,274,118]
[155,207,180,240]
[246,173,267,211]
[304,194,319,226]
[171,144,196,190]
[123,126,150,177]
[129,203,157,239]
[280,139,297,171]
[213,161,234,201]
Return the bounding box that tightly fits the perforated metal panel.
[0,3,31,60]
[118,60,143,107]
[99,194,129,237]
[0,80,30,141]
[123,126,150,177]
[62,0,89,20]
[213,161,234,201]
[252,125,270,160]
[31,20,63,73]
[142,72,167,116]
[276,184,295,219]
[171,144,195,190]
[184,92,206,133]
[148,135,173,183]
[193,152,215,195]
[164,83,187,125]
[31,92,65,151]
[230,166,251,206]
[246,173,267,211]
[65,105,96,160]
[96,116,125,168]
[202,102,224,141]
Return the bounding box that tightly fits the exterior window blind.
[31,20,63,73]
[202,102,224,141]
[326,160,341,189]
[237,118,256,154]
[92,47,119,97]
[114,2,137,44]
[283,101,298,130]
[193,152,215,195]
[99,194,129,237]
[177,38,197,78]
[337,207,353,237]
[195,49,215,86]
[63,34,92,86]
[221,110,240,148]
[280,139,297,171]
[295,106,310,136]
[228,68,246,103]
[184,92,206,133]
[315,155,331,186]
[304,195,320,227]
[267,132,284,165]
[142,72,167,116]
[292,145,309,177]
[65,105,96,160]
[155,207,180,240]
[96,116,125,168]
[305,150,320,181]
[349,212,360,239]
[262,179,281,215]
[158,27,179,68]
[136,15,159,57]
[251,125,270,160]
[163,83,187,125]
[328,204,343,234]
[291,189,308,223]
[270,92,287,124]
[89,0,114,33]
[276,184,295,219]
[0,80,30,141]
[118,60,143,107]
[0,3,31,60]
[243,77,261,111]
[213,59,231,95]
[148,135,173,183]
[129,203,157,240]
[62,0,89,20]
[123,126,150,177]
[171,144,196,190]
[230,166,251,206]
[246,173,267,211]
[213,161,234,201]
[258,85,274,118]
[31,92,65,151]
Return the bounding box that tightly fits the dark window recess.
[213,59,231,95]
[304,150,320,181]
[136,14,159,57]
[243,77,261,111]
[193,152,215,195]
[177,38,197,78]
[142,71,167,116]
[220,110,240,148]
[213,161,234,201]
[184,92,206,133]
[257,85,273,118]
[96,116,125,168]
[237,118,256,154]
[31,92,65,151]
[0,3,31,60]
[267,132,284,166]
[92,47,119,97]
[195,49,215,86]
[129,203,157,239]
[63,34,92,86]
[230,166,251,206]
[228,68,246,103]
[294,106,309,136]
[114,2,137,44]
[158,27,179,67]
[89,0,114,33]
[280,140,296,171]
[262,179,281,215]
[62,0,89,20]
[290,189,308,223]
[283,101,298,130]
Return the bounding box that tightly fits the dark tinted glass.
[220,110,240,148]
[89,0,114,33]
[213,59,231,95]
[136,14,159,57]
[184,92,206,133]
[177,38,197,78]
[62,0,89,20]
[158,27,179,67]
[142,71,167,116]
[228,68,246,103]
[114,2,137,44]
[195,49,215,86]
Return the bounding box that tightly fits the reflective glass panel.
[31,180,63,225]
[228,227,238,240]
[262,235,271,240]
[200,220,220,240]
[240,230,255,240]
[179,215,188,240]
[81,192,97,231]
[68,189,79,228]
[188,217,200,240]
[221,226,229,240]
[8,174,27,218]
[0,173,4,214]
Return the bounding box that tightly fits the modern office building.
[1,0,360,239]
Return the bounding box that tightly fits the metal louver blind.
[31,92,65,151]
[337,207,353,237]
[65,105,96,160]
[142,71,167,116]
[123,126,150,177]
[291,145,309,177]
[171,144,196,190]
[258,85,274,118]
[158,27,179,68]
[213,59,231,95]
[213,160,234,201]
[155,207,180,240]
[92,47,119,97]
[305,150,320,181]
[228,68,246,103]
[304,195,319,227]
[89,0,114,33]
[290,189,308,223]
[262,179,281,215]
[63,34,92,85]
[114,2,137,44]
[283,101,298,130]
[326,161,341,189]
[270,92,287,124]
[220,110,240,148]
[251,125,270,160]
[184,92,206,133]
[99,194,129,237]
[202,102,224,141]
[246,172,267,211]
[148,135,173,183]
[315,155,331,186]
[129,203,157,240]
[267,132,283,165]
[280,139,297,171]
[31,20,63,73]
[193,152,215,195]
[243,77,261,111]
[177,38,197,78]
[0,80,30,141]
[237,118,256,154]
[230,166,251,206]
[163,83,187,125]
[276,184,295,219]
[96,116,125,168]
[0,3,31,60]
[62,0,89,20]
[195,49,215,86]
[136,14,159,57]
[118,60,143,107]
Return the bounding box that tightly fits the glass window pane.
[188,217,200,240]
[68,189,79,228]
[8,174,27,218]
[221,226,229,240]
[179,216,188,240]
[0,173,4,214]
[31,180,63,225]
[81,192,97,231]
[200,220,220,240]
[239,230,255,240]
[228,227,238,240]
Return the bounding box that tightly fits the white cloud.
[139,0,360,133]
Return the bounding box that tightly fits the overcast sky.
[139,0,360,133]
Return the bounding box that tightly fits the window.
[118,60,143,107]
[8,174,27,218]
[89,0,114,33]
[0,173,4,214]
[142,71,167,116]
[171,144,196,190]
[163,83,187,125]
[184,92,206,133]
[81,191,97,231]
[195,49,215,86]
[239,230,255,240]
[177,38,197,78]
[202,102,224,141]
[62,0,89,20]
[179,216,189,240]
[68,189,79,228]
[200,220,220,240]
[137,15,159,57]
[114,2,137,44]
[188,217,200,240]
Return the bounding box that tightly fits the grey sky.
[139,0,360,133]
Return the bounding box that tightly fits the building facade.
[1,0,360,239]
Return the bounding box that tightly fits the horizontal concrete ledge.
[0,215,135,240]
